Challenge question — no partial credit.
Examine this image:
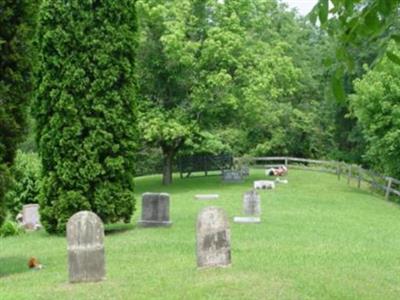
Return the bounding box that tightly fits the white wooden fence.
[244,156,400,201]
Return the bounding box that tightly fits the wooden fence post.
[371,173,376,192]
[284,157,288,168]
[337,162,340,181]
[385,178,393,200]
[347,164,351,185]
[357,166,362,189]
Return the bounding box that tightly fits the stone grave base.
[137,220,173,227]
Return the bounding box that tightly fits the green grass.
[2,169,400,300]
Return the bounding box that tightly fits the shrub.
[5,150,41,217]
[34,0,138,233]
[0,220,24,238]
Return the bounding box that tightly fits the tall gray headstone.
[22,204,41,230]
[196,207,231,268]
[138,193,172,227]
[243,190,261,216]
[67,211,105,283]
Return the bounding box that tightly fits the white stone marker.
[195,194,219,200]
[275,178,288,184]
[196,207,231,268]
[22,204,41,230]
[233,216,261,224]
[67,211,105,283]
[254,180,275,190]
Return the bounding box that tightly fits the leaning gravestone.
[67,211,105,283]
[196,207,231,268]
[22,204,41,230]
[138,193,172,227]
[243,190,261,216]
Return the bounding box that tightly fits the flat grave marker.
[195,194,219,200]
[233,216,261,224]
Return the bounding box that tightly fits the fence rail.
[244,156,400,201]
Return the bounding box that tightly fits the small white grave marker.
[195,194,219,200]
[233,216,261,224]
[254,180,275,190]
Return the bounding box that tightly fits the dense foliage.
[137,0,337,184]
[136,0,236,184]
[5,150,41,217]
[34,0,138,233]
[0,0,36,226]
[351,45,400,178]
[312,0,400,99]
[310,0,400,164]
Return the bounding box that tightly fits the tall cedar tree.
[0,0,35,226]
[35,0,138,233]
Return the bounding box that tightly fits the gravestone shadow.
[104,223,136,235]
[0,256,29,277]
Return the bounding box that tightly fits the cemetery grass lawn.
[2,170,400,300]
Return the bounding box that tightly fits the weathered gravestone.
[22,204,41,230]
[67,211,105,283]
[243,190,261,216]
[222,170,243,183]
[196,207,231,268]
[254,180,275,190]
[240,166,250,177]
[138,193,172,227]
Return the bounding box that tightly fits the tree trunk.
[162,149,174,185]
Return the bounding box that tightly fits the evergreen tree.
[0,0,36,226]
[35,0,138,233]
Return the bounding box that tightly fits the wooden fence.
[244,156,400,201]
